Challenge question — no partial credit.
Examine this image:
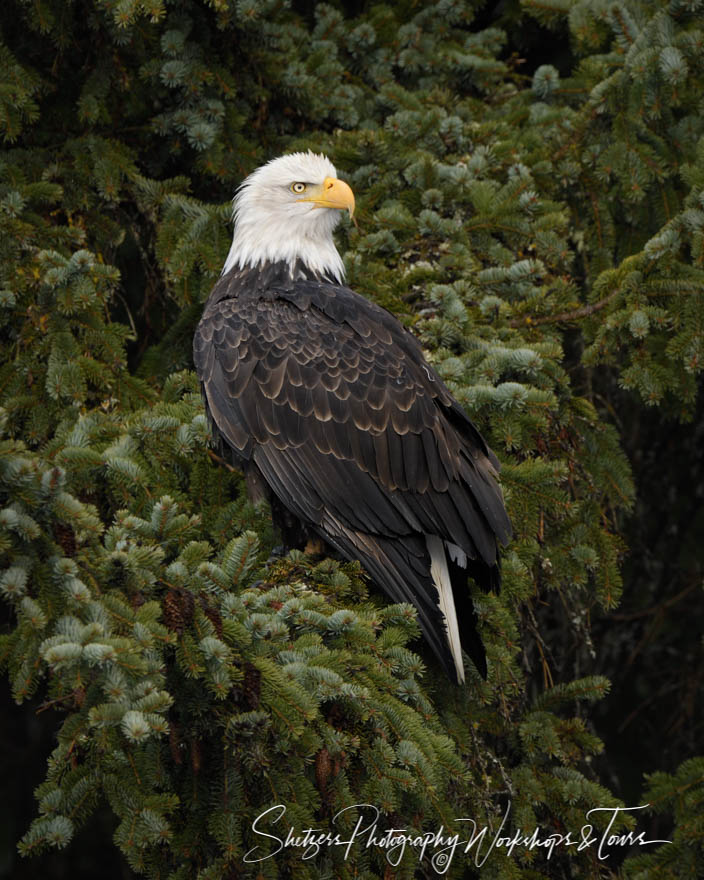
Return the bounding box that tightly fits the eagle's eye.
[290,182,307,194]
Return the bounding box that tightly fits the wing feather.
[194,267,512,681]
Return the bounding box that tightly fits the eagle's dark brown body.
[194,260,511,682]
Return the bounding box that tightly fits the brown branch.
[207,449,238,472]
[36,688,85,714]
[510,288,620,327]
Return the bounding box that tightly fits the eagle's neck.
[207,260,334,309]
[221,211,345,283]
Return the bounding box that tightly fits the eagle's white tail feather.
[446,541,467,568]
[426,534,464,683]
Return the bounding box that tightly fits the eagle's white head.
[222,151,355,282]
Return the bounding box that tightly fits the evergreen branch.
[511,288,621,327]
[207,449,237,472]
[4,0,703,874]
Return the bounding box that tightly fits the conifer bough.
[193,152,512,684]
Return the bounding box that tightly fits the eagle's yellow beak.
[299,177,355,216]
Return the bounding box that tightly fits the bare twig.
[207,449,237,472]
[510,288,620,327]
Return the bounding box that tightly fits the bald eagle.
[193,152,511,683]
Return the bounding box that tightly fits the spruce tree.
[1,1,702,878]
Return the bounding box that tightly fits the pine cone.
[163,590,184,633]
[315,747,332,796]
[162,588,194,634]
[199,595,224,638]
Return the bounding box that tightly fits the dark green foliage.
[622,758,704,878]
[1,0,703,877]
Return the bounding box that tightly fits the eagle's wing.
[194,275,511,680]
